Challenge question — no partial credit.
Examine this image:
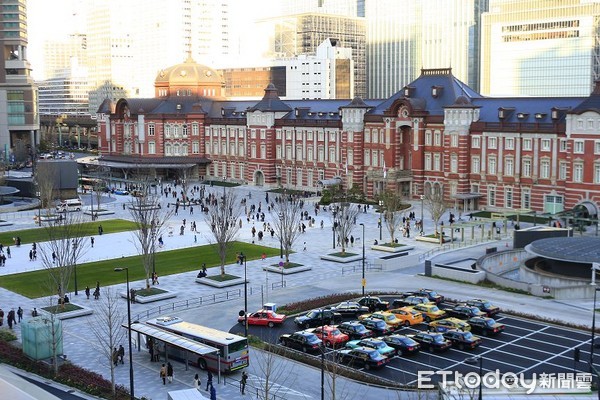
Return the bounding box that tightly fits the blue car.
[345,338,396,356]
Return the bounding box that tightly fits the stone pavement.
[0,182,596,400]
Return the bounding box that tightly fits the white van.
[56,198,83,212]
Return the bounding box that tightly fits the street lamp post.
[591,288,600,374]
[278,213,283,258]
[332,221,337,249]
[378,200,384,241]
[242,255,248,337]
[114,267,135,400]
[360,223,365,296]
[466,356,483,400]
[320,308,325,400]
[420,195,425,235]
[73,241,78,295]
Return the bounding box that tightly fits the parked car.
[446,304,486,320]
[465,299,500,317]
[382,334,421,356]
[409,332,451,352]
[359,317,392,336]
[392,295,431,308]
[358,311,403,330]
[429,317,471,333]
[337,347,389,370]
[388,307,424,326]
[307,325,349,347]
[337,321,374,340]
[279,331,322,353]
[403,289,444,304]
[443,330,482,350]
[467,317,506,336]
[237,309,286,328]
[345,338,396,357]
[294,309,343,329]
[357,296,389,312]
[408,304,447,322]
[332,301,370,317]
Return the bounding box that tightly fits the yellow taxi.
[429,317,471,333]
[408,303,447,322]
[358,311,403,330]
[388,307,424,326]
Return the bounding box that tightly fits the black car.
[294,309,343,329]
[391,295,430,309]
[337,347,389,370]
[443,330,482,350]
[409,332,451,352]
[279,331,323,353]
[465,299,500,317]
[404,289,444,304]
[359,317,392,336]
[337,321,374,340]
[445,304,486,320]
[332,301,370,317]
[382,334,421,356]
[467,316,505,336]
[357,296,389,312]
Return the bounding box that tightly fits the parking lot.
[230,298,595,387]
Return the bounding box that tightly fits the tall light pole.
[242,254,248,337]
[278,212,283,258]
[72,241,78,295]
[420,194,425,235]
[591,287,600,375]
[360,223,365,296]
[466,356,483,400]
[378,200,383,241]
[114,267,134,400]
[320,308,325,400]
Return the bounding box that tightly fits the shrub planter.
[320,252,362,263]
[196,274,247,288]
[119,287,176,303]
[371,243,415,253]
[263,262,312,275]
[40,303,93,320]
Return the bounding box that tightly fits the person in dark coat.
[205,370,213,391]
[167,362,174,383]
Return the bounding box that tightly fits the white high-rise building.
[365,0,488,99]
[481,0,600,96]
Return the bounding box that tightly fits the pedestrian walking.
[16,306,23,322]
[7,309,14,329]
[118,344,125,364]
[167,362,173,383]
[6,246,10,258]
[85,286,90,300]
[193,373,201,390]
[240,370,248,394]
[31,308,38,317]
[303,241,307,251]
[112,347,119,366]
[0,308,4,326]
[159,364,167,385]
[210,384,217,400]
[205,370,213,391]
[91,237,95,248]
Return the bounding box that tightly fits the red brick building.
[95,60,600,219]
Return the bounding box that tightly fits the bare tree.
[332,202,360,254]
[424,186,448,241]
[88,287,126,398]
[35,163,57,218]
[203,188,242,275]
[177,168,192,205]
[251,347,297,400]
[38,289,64,376]
[270,193,303,264]
[380,190,406,244]
[39,212,89,305]
[129,181,173,288]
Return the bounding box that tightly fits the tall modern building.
[481,0,600,96]
[0,0,39,160]
[365,0,488,99]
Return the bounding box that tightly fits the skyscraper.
[0,0,39,159]
[365,0,488,99]
[480,0,600,96]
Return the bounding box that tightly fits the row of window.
[470,136,596,154]
[210,162,329,187]
[111,140,200,156]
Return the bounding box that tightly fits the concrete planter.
[371,244,415,253]
[263,264,312,274]
[320,253,363,263]
[196,276,247,288]
[119,288,177,303]
[40,303,93,320]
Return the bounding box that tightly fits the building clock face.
[399,107,409,118]
[124,106,130,119]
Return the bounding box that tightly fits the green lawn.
[0,219,139,245]
[0,241,279,298]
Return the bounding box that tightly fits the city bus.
[145,316,249,373]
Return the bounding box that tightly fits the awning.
[574,202,598,217]
[317,177,342,186]
[126,323,218,356]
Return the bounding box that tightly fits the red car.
[237,309,286,328]
[307,325,350,348]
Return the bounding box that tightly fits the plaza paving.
[0,182,596,400]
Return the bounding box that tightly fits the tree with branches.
[332,202,360,255]
[380,190,407,244]
[252,346,297,400]
[34,163,57,218]
[270,193,303,264]
[204,188,242,275]
[39,212,89,306]
[129,182,173,288]
[424,185,448,241]
[88,287,126,398]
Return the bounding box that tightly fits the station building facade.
[95,58,600,218]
